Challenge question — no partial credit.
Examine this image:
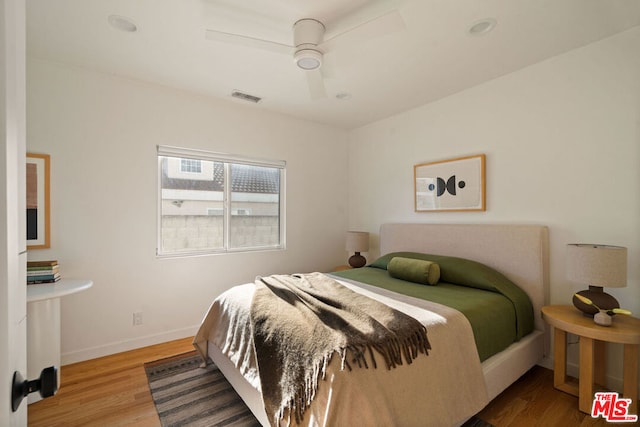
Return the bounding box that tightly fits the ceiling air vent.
[231,90,262,103]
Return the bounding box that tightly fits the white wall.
[347,27,640,391]
[26,58,349,363]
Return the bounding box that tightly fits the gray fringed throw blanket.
[250,272,431,426]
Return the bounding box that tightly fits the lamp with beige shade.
[566,244,627,317]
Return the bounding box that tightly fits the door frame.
[0,0,27,424]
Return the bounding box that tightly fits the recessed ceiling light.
[468,18,496,36]
[108,15,137,33]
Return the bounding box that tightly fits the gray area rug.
[145,351,260,427]
[146,351,493,427]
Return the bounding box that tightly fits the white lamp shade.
[566,244,627,288]
[346,231,369,253]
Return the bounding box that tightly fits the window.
[180,158,202,173]
[157,146,285,256]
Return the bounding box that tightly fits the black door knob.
[11,366,58,412]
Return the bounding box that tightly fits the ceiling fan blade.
[321,9,405,52]
[319,56,335,79]
[205,29,292,55]
[306,70,327,100]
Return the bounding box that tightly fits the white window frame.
[157,145,286,257]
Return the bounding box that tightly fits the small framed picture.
[414,154,485,212]
[26,153,51,249]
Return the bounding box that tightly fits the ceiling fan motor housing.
[293,19,325,70]
[293,18,325,47]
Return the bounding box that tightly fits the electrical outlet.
[133,311,143,326]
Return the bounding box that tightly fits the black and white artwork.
[414,154,485,212]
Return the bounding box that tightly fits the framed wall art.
[26,153,51,249]
[414,154,485,212]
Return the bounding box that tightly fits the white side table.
[26,279,93,403]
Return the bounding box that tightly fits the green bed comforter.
[331,253,534,362]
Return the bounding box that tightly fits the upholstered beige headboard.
[379,223,549,332]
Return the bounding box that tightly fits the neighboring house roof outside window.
[161,158,280,194]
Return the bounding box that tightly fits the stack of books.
[27,260,61,284]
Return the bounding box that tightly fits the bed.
[194,223,549,426]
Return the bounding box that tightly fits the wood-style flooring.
[28,337,194,427]
[28,338,629,426]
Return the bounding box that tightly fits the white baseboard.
[537,355,553,370]
[61,325,199,365]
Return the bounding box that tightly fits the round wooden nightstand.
[332,265,352,272]
[541,305,640,415]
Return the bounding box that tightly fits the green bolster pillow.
[388,257,440,285]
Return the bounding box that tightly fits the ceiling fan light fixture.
[294,49,323,71]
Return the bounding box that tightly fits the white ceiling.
[26,0,640,129]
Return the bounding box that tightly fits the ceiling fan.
[205,9,405,100]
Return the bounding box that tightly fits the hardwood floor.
[476,367,629,427]
[29,338,630,426]
[28,337,194,427]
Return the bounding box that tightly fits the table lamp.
[566,244,627,316]
[346,231,369,268]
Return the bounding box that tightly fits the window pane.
[229,163,281,249]
[180,158,202,173]
[160,156,224,253]
[157,146,285,256]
